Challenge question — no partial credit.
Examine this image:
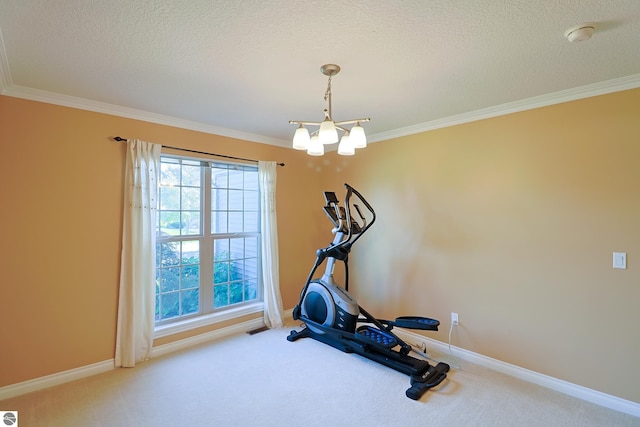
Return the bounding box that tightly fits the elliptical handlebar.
[320,183,376,255]
[343,183,376,247]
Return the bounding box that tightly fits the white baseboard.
[394,328,640,418]
[0,359,114,401]
[0,317,265,401]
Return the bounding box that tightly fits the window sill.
[154,302,264,339]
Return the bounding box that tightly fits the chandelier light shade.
[290,64,370,156]
[307,134,324,156]
[337,132,355,156]
[292,124,311,150]
[349,122,367,149]
[319,116,339,145]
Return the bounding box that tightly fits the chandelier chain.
[324,75,332,102]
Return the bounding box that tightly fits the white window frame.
[154,154,263,338]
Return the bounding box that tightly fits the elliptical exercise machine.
[288,183,450,400]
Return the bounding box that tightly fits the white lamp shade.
[337,134,355,156]
[307,135,324,156]
[318,118,339,144]
[349,123,367,148]
[292,125,310,150]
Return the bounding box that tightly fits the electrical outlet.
[451,312,459,326]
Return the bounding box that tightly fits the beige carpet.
[2,326,639,427]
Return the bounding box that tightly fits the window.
[155,156,262,332]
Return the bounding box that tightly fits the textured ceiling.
[1,0,639,148]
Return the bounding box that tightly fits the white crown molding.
[394,328,640,418]
[0,25,12,92]
[1,83,291,148]
[368,73,640,143]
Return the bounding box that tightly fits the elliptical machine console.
[288,183,450,400]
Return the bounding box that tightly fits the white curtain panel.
[258,161,284,328]
[115,139,161,367]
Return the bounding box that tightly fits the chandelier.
[289,64,370,156]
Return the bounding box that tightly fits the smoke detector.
[564,23,596,43]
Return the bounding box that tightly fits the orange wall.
[319,88,640,403]
[0,95,322,386]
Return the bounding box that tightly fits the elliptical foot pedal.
[356,326,398,348]
[393,316,440,331]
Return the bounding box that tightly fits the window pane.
[159,242,180,267]
[159,211,179,236]
[182,164,201,186]
[160,292,179,319]
[211,211,227,233]
[181,265,199,289]
[181,240,199,263]
[228,212,243,232]
[160,267,180,292]
[231,259,243,282]
[230,282,243,304]
[214,239,229,259]
[230,238,244,260]
[244,279,258,301]
[214,284,228,308]
[161,162,180,186]
[244,190,258,211]
[233,259,244,278]
[245,237,258,257]
[213,262,229,284]
[212,168,228,188]
[181,211,200,235]
[160,187,180,210]
[228,170,243,189]
[228,190,243,210]
[182,187,200,210]
[244,211,258,232]
[243,258,258,280]
[181,289,199,315]
[212,189,228,210]
[245,170,258,188]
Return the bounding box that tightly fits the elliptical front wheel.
[300,280,359,334]
[300,281,336,333]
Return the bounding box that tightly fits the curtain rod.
[112,137,285,167]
